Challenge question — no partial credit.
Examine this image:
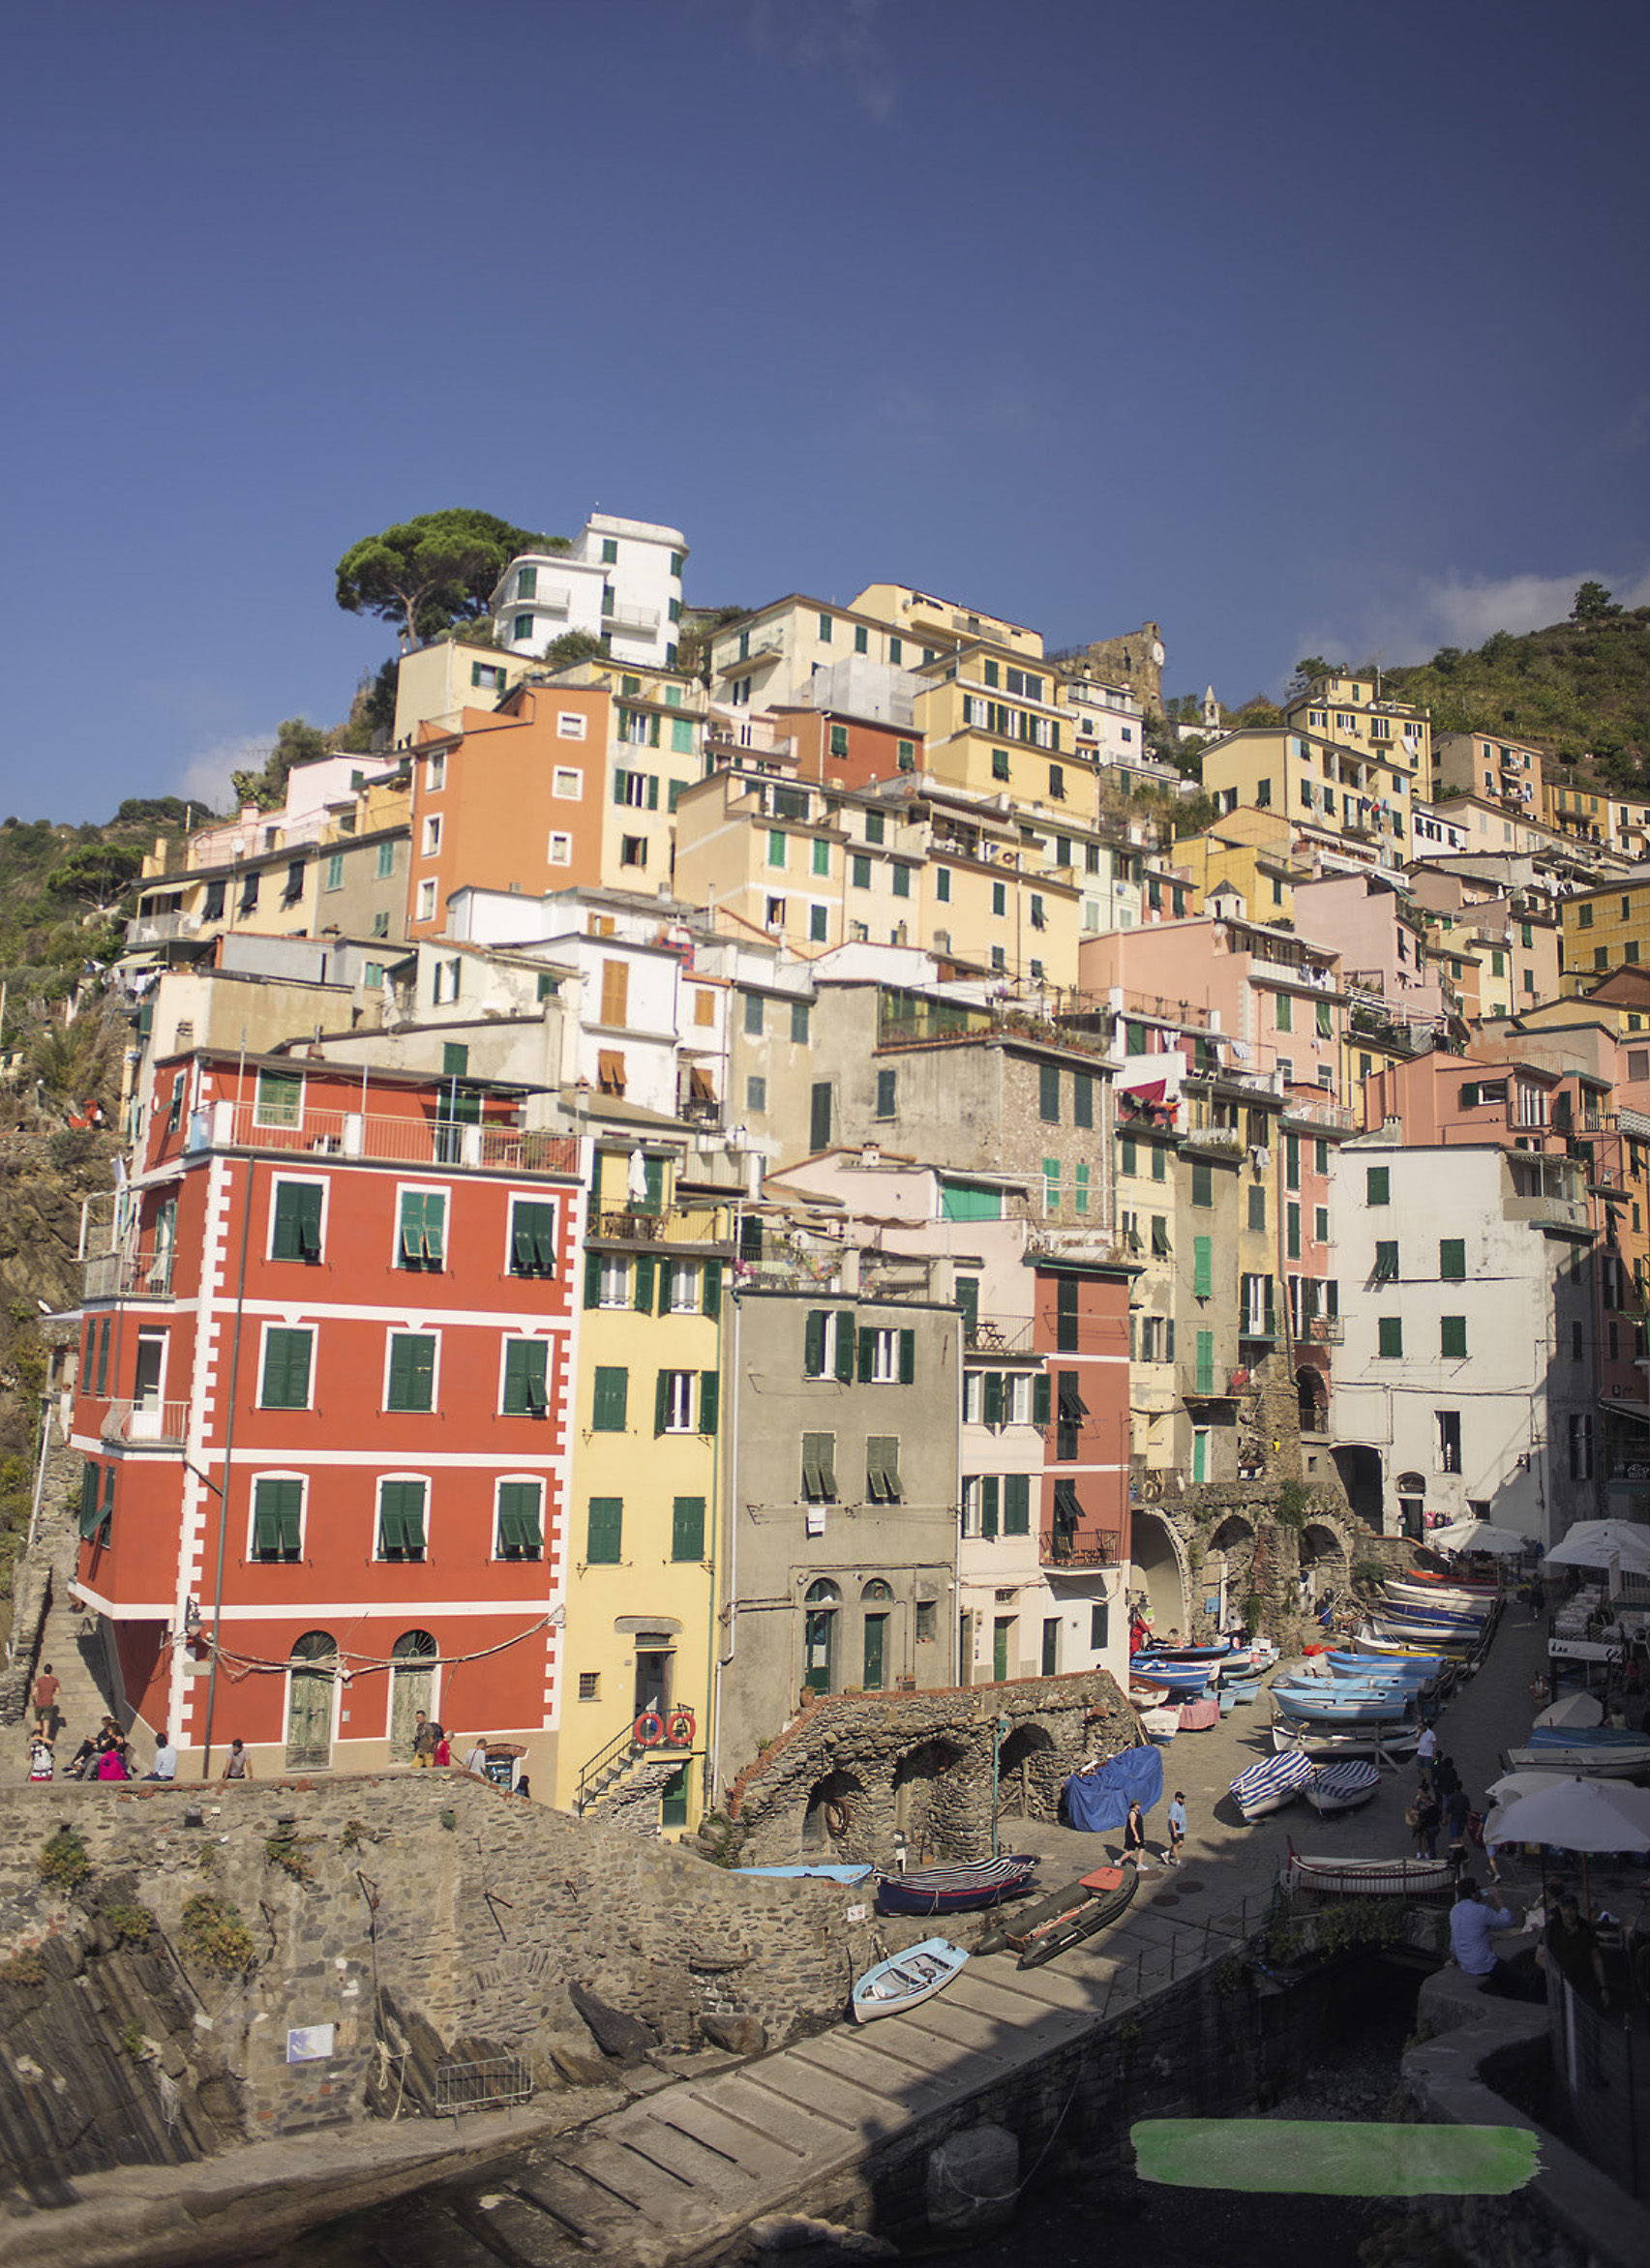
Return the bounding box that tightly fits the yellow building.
[558,1143,735,1834]
[1200,725,1415,865]
[1284,670,1432,778]
[1545,776,1650,859]
[392,636,538,745]
[1432,730,1544,821]
[673,769,1084,988]
[1561,874,1650,988]
[852,582,1044,658]
[1170,809,1297,926]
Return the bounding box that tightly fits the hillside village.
[24,512,1650,1839]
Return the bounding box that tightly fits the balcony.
[964,1316,1036,1357]
[1181,1122,1245,1154]
[1040,1530,1119,1568]
[1282,1095,1358,1133]
[714,632,784,676]
[607,602,661,636]
[1182,1365,1250,1400]
[185,1101,579,1179]
[126,910,203,945]
[1305,1314,1345,1344]
[84,1246,174,1301]
[590,1206,732,1248]
[100,1398,190,1448]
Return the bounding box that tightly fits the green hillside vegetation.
[1375,587,1650,790]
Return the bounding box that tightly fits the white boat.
[1506,1739,1650,1778]
[1273,1718,1421,1760]
[1284,1841,1456,1900]
[1382,1578,1500,1613]
[1140,1706,1180,1746]
[1303,1759,1382,1813]
[851,1936,968,2022]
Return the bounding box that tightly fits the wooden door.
[285,1632,336,1770]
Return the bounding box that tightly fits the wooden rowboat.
[1284,1839,1455,1900]
[976,1864,1139,1969]
[874,1853,1038,1916]
[851,1936,968,2021]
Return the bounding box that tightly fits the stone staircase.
[1,1435,125,1768]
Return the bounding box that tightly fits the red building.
[72,1049,582,1784]
[1034,1254,1132,1578]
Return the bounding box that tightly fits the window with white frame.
[427,752,446,791]
[659,1369,694,1431]
[867,1328,898,1382]
[422,815,441,856]
[556,712,586,739]
[669,1261,701,1312]
[553,766,582,798]
[549,832,573,865]
[416,879,436,922]
[598,1256,628,1307]
[960,1476,981,1537]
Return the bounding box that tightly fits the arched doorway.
[1207,1515,1256,1632]
[1332,1443,1383,1528]
[389,1629,437,1759]
[1127,1509,1185,1638]
[800,1766,867,1853]
[861,1579,893,1692]
[803,1580,839,1696]
[996,1722,1060,1819]
[893,1739,963,1858]
[285,1630,337,1770]
[1300,1523,1350,1615]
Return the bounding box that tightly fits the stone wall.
[0,1770,878,2143]
[715,1668,1137,1866]
[1062,622,1164,715]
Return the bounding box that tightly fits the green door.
[810,1082,833,1151]
[863,1615,886,1692]
[659,1763,689,1830]
[285,1631,336,1770]
[993,1617,1013,1682]
[804,1582,838,1694]
[1192,1428,1209,1483]
[1041,1617,1060,1676]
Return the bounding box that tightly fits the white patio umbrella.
[1484,1775,1650,1911]
[1426,1518,1527,1558]
[1542,1520,1650,1571]
[1486,1768,1579,1805]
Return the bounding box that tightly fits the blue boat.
[1130,1660,1213,1693]
[875,1853,1038,1916]
[851,1936,968,2022]
[1272,1689,1415,1725]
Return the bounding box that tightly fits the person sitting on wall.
[1448,1878,1523,1996]
[1543,1892,1609,2011]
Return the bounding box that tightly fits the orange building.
[774,707,922,793]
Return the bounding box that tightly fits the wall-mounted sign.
[286,2024,335,2063]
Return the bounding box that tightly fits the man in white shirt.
[1449,1878,1520,1994]
[144,1741,177,1781]
[465,1739,490,1777]
[1416,1722,1438,1765]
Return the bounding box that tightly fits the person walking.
[1443,1782,1471,1856]
[433,1729,451,1767]
[32,1664,60,1736]
[1123,1798,1151,1867]
[464,1737,490,1778]
[1415,1721,1438,1767]
[411,1710,436,1768]
[1166,1790,1187,1866]
[27,1731,53,1783]
[1432,1752,1460,1801]
[1411,1784,1442,1861]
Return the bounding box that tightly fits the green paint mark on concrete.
[1131,2120,1539,2196]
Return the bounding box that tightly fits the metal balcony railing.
[591,1207,731,1246]
[83,1247,174,1301]
[1181,1364,1250,1399]
[1039,1529,1119,1568]
[1305,1314,1345,1343]
[100,1399,190,1447]
[178,1101,579,1179]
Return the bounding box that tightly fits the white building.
[1330,1141,1596,1546]
[493,512,687,673]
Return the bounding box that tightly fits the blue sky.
[4,0,1647,822]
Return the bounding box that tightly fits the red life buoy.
[634,1710,666,1748]
[665,1708,696,1747]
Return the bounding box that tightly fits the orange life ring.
[665,1707,697,1748]
[634,1710,666,1748]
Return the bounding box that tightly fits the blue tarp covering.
[1062,1743,1164,1833]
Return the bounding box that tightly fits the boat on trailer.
[976,1865,1139,1969]
[851,1936,968,2021]
[1284,1840,1455,1900]
[874,1852,1038,1916]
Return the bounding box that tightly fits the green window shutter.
[1195,1329,1214,1393]
[1375,1240,1398,1282]
[585,1251,603,1308]
[1441,1316,1467,1358]
[1073,1074,1093,1129]
[834,1317,855,1384]
[654,1368,672,1435]
[1316,1001,1332,1038]
[496,1482,542,1557]
[262,1328,312,1409]
[1366,1167,1390,1206]
[804,1309,826,1378]
[95,1319,111,1395]
[1191,1162,1212,1208]
[1378,1316,1403,1358]
[672,1497,705,1562]
[703,1259,722,1317]
[857,1328,874,1383]
[898,1328,915,1385]
[672,718,693,754]
[79,1462,102,1538]
[1004,1475,1030,1535]
[1287,1203,1301,1260]
[1032,1373,1051,1426]
[513,1201,556,1273]
[503,1340,548,1416]
[656,1258,675,1314]
[1165,1319,1176,1360]
[699,1371,719,1435]
[586,1497,622,1564]
[1120,1137,1136,1177]
[872,1436,901,1502]
[388,1332,435,1412]
[1440,1238,1466,1281]
[591,1366,628,1431]
[802,1432,834,1500]
[272,1181,322,1261]
[1039,1064,1061,1121]
[982,1371,1003,1428]
[254,1477,302,1559]
[634,1254,655,1310]
[378,1479,427,1557]
[1193,1237,1213,1298]
[1247,1186,1266,1231]
[1285,1135,1300,1190]
[441,1040,468,1076]
[980,1477,999,1538]
[956,1276,979,1334]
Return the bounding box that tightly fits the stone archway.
[892,1739,965,1860]
[1300,1521,1351,1612]
[800,1767,868,1856]
[995,1722,1062,1820]
[1127,1508,1188,1639]
[1206,1515,1257,1634]
[1332,1443,1384,1528]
